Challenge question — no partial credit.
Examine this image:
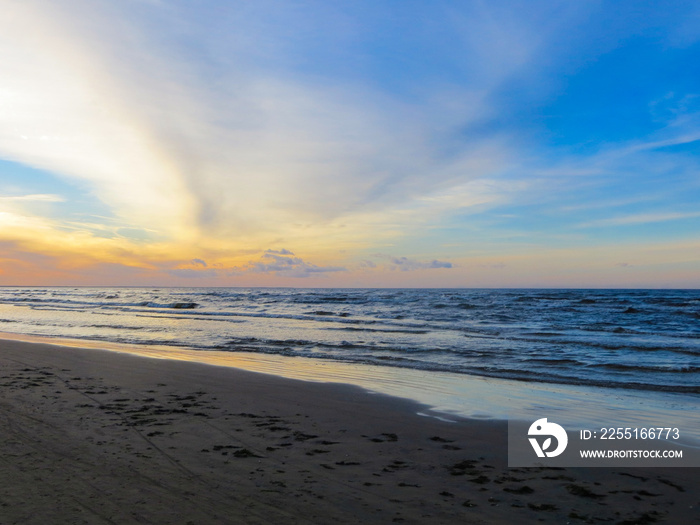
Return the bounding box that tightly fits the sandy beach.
[0,337,697,524]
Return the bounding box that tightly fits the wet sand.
[0,337,697,524]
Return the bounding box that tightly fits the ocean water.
[0,287,698,395]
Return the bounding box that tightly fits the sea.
[0,287,697,394]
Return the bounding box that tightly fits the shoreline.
[2,330,699,444]
[0,335,698,523]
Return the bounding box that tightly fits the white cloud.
[0,2,197,239]
[0,194,66,205]
[579,211,700,228]
[0,1,524,251]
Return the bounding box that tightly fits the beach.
[3,0,699,522]
[0,337,697,524]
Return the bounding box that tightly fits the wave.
[324,327,431,335]
[485,333,700,356]
[85,324,167,332]
[137,301,199,309]
[521,331,566,337]
[586,363,700,373]
[521,358,581,366]
[1,296,199,312]
[2,286,699,395]
[206,344,700,394]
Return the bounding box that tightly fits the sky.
[1,0,699,288]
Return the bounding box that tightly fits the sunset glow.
[1,1,699,287]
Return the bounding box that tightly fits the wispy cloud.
[1,1,699,287]
[0,2,197,239]
[0,1,526,250]
[579,211,700,228]
[0,194,65,203]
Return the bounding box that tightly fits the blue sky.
[0,0,698,287]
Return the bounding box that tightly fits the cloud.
[3,2,698,288]
[0,0,525,252]
[164,249,346,279]
[246,251,346,278]
[579,211,700,228]
[370,254,453,272]
[0,3,198,240]
[392,258,453,271]
[0,194,65,203]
